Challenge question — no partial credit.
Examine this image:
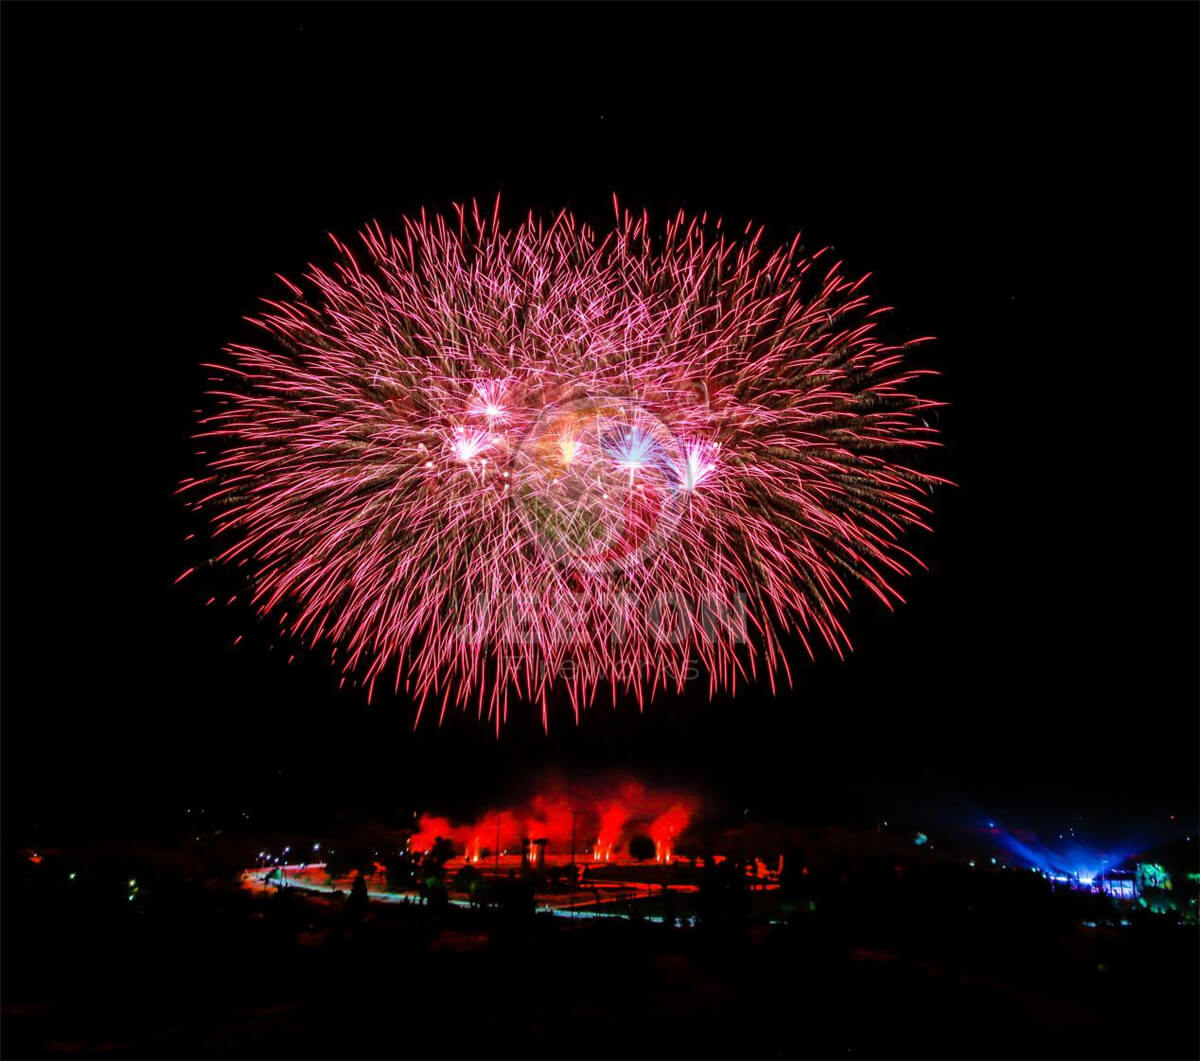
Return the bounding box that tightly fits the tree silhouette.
[345,871,369,922]
[628,835,656,862]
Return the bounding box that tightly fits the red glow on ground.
[593,801,628,861]
[650,804,693,863]
[410,782,698,863]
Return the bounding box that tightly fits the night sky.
[4,4,1196,846]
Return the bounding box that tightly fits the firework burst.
[180,197,945,729]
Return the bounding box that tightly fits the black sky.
[3,3,1197,845]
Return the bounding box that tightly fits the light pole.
[570,807,577,919]
[493,813,501,909]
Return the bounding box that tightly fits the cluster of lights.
[430,390,720,507]
[254,842,327,869]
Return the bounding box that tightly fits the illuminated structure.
[522,838,547,872]
[1100,869,1138,901]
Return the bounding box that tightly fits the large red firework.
[180,198,944,729]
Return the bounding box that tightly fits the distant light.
[129,879,136,887]
[69,873,77,880]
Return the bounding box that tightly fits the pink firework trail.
[180,198,945,729]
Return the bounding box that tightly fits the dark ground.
[4,853,1197,1060]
